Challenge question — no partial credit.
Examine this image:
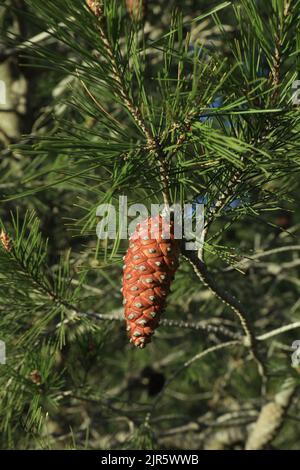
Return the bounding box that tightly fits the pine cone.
[122,215,180,348]
[0,230,11,252]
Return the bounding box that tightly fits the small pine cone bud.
[126,0,146,20]
[0,230,11,252]
[29,370,42,385]
[86,0,103,17]
[122,215,180,349]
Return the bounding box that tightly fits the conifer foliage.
[0,0,300,450]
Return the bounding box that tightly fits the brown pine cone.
[122,214,180,348]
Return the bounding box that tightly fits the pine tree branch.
[180,244,267,388]
[223,245,300,273]
[269,0,292,103]
[5,224,296,346]
[77,310,242,340]
[86,0,170,205]
[86,2,268,388]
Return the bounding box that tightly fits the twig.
[159,318,241,340]
[181,245,267,388]
[223,245,300,272]
[68,310,241,341]
[257,322,300,341]
[86,0,170,205]
[269,0,292,103]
